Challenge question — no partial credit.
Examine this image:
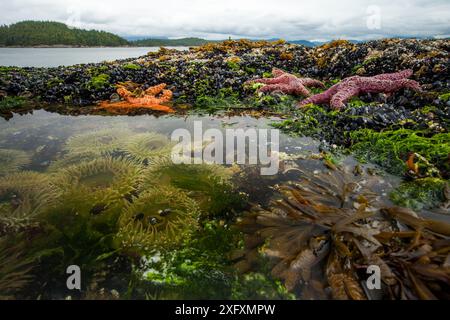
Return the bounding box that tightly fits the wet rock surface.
[0,39,448,171]
[0,39,448,107]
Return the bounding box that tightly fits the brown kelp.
[53,157,143,206]
[63,128,132,156]
[234,165,450,300]
[117,186,200,253]
[121,132,173,165]
[0,149,31,176]
[0,171,59,235]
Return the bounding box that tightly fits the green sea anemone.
[117,186,200,252]
[121,132,173,165]
[0,238,33,299]
[63,128,132,156]
[47,151,99,172]
[0,149,31,176]
[31,187,125,289]
[54,157,143,205]
[0,171,59,231]
[143,163,243,217]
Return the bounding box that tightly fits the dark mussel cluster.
[1,38,447,108]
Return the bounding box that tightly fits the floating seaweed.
[63,128,133,156]
[117,186,200,253]
[234,165,450,300]
[53,157,143,206]
[143,163,244,217]
[0,171,59,235]
[0,149,31,176]
[121,132,173,165]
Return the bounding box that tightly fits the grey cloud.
[0,0,449,40]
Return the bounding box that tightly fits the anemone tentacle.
[116,186,200,252]
[0,149,31,176]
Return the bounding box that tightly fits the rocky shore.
[0,39,449,178]
[0,39,449,300]
[1,39,448,107]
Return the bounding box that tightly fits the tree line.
[0,21,129,46]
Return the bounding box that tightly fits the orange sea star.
[97,83,175,113]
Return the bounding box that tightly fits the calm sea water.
[0,47,189,67]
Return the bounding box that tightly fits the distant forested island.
[0,21,326,47]
[0,21,129,47]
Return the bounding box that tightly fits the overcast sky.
[1,0,449,40]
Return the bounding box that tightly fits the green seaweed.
[438,92,450,102]
[0,96,27,112]
[227,61,240,71]
[349,129,450,177]
[271,104,334,137]
[139,221,235,299]
[133,221,290,300]
[195,87,241,110]
[231,273,295,300]
[390,178,448,210]
[123,63,141,71]
[46,77,63,88]
[86,73,110,90]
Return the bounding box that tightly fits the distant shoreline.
[0,45,191,48]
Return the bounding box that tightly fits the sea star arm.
[371,69,413,81]
[299,78,325,88]
[271,68,287,77]
[298,84,339,107]
[145,83,166,95]
[259,83,307,95]
[159,89,173,102]
[330,85,360,110]
[117,86,133,99]
[358,79,422,93]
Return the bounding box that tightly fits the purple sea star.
[298,69,421,110]
[245,68,325,96]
